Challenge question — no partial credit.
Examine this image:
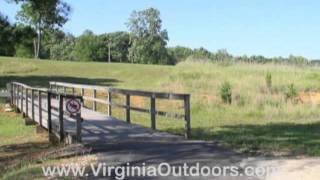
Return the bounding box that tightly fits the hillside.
[1,56,320,156]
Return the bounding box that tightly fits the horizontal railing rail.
[49,81,191,139]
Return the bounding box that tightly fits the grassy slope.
[1,56,320,156]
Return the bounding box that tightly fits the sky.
[1,0,320,59]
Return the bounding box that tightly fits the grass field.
[1,56,320,156]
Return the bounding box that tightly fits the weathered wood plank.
[126,94,130,123]
[47,92,52,133]
[59,95,64,142]
[31,89,35,121]
[108,91,112,116]
[20,86,24,114]
[38,91,42,126]
[93,89,97,111]
[25,88,29,118]
[184,95,191,139]
[151,96,156,130]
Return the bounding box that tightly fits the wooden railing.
[8,82,83,143]
[49,81,191,139]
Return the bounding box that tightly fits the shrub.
[265,72,272,92]
[285,83,298,100]
[220,81,232,104]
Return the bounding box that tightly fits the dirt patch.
[131,96,146,107]
[260,158,320,180]
[198,93,218,104]
[298,91,320,105]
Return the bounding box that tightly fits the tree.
[73,30,101,61]
[15,0,71,58]
[0,13,15,56]
[50,33,75,60]
[14,25,37,58]
[99,31,130,62]
[126,8,171,64]
[214,49,232,62]
[168,46,193,64]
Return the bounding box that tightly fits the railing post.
[126,94,131,123]
[14,85,17,107]
[16,85,20,110]
[9,83,13,106]
[59,94,64,142]
[15,85,18,107]
[93,89,97,111]
[47,92,52,133]
[38,91,42,126]
[108,91,112,116]
[151,96,156,130]
[25,88,28,118]
[63,87,66,95]
[81,88,84,96]
[76,112,82,142]
[31,89,35,121]
[72,88,75,95]
[56,86,59,99]
[11,84,14,106]
[20,86,24,116]
[81,88,85,106]
[184,95,191,139]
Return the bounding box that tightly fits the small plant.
[265,72,272,92]
[220,81,232,104]
[285,83,298,100]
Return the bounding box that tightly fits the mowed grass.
[0,97,50,177]
[1,56,320,156]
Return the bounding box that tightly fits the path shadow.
[164,122,320,156]
[87,141,248,179]
[0,75,121,89]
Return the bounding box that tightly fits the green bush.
[285,83,298,100]
[265,72,272,92]
[219,81,232,104]
[15,44,33,58]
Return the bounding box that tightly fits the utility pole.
[108,41,111,63]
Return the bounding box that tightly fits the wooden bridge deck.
[19,95,184,144]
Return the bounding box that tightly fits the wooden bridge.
[7,81,191,144]
[6,82,272,179]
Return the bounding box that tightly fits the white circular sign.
[66,99,81,114]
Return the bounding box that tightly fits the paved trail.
[20,96,320,179]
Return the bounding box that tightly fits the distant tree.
[168,46,193,63]
[73,30,101,61]
[287,55,308,65]
[99,31,130,62]
[213,49,232,62]
[15,0,71,58]
[192,47,212,60]
[126,8,171,64]
[0,13,15,56]
[14,25,36,58]
[50,33,75,60]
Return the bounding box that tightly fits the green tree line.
[0,1,316,65]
